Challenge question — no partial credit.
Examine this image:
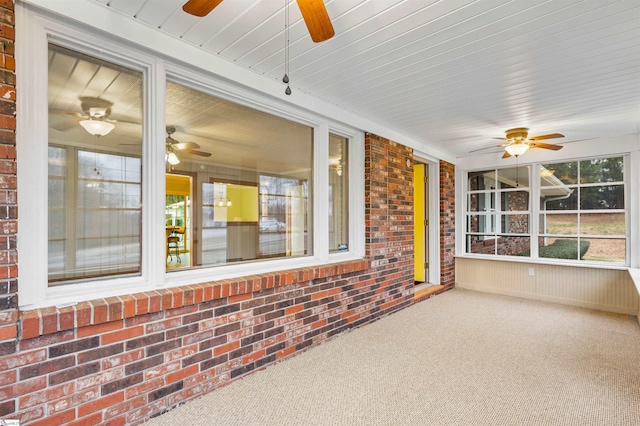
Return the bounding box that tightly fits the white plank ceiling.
[82,0,640,159]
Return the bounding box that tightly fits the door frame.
[414,154,441,285]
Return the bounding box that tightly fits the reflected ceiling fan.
[50,96,134,136]
[182,0,335,43]
[471,128,564,158]
[166,126,211,165]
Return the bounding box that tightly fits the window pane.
[580,186,624,209]
[580,238,625,263]
[541,162,577,186]
[329,134,348,252]
[501,191,529,211]
[496,236,530,256]
[538,237,587,260]
[467,235,495,254]
[497,165,529,189]
[166,81,313,270]
[580,213,625,236]
[540,213,577,235]
[541,190,578,211]
[48,44,143,284]
[467,192,495,212]
[501,214,529,234]
[468,170,496,191]
[580,157,623,183]
[467,214,495,233]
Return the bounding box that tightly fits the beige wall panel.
[456,258,639,315]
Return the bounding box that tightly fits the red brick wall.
[0,126,415,423]
[0,0,17,357]
[439,161,455,287]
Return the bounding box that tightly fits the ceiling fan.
[182,0,335,43]
[471,128,564,158]
[166,126,212,165]
[50,96,131,136]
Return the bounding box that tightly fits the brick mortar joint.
[18,259,370,338]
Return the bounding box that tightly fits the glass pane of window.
[541,190,578,211]
[497,165,529,189]
[580,157,623,183]
[580,238,625,263]
[501,191,529,211]
[579,213,625,236]
[165,81,313,270]
[467,193,495,212]
[580,186,624,210]
[467,214,495,233]
[467,235,495,254]
[48,44,143,284]
[496,236,530,256]
[540,162,577,186]
[540,213,577,235]
[501,214,529,234]
[468,170,496,191]
[329,134,348,252]
[538,237,586,260]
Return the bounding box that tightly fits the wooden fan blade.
[502,151,512,159]
[296,0,335,43]
[529,142,563,150]
[50,116,80,131]
[183,0,224,17]
[528,133,564,141]
[174,141,200,150]
[180,148,211,157]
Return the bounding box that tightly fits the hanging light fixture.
[504,142,529,157]
[79,119,115,136]
[166,151,180,165]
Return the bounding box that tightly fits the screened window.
[47,44,143,284]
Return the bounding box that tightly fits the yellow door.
[414,163,426,282]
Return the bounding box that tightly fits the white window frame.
[16,5,365,309]
[462,156,629,266]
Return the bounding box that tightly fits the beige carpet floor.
[147,289,640,425]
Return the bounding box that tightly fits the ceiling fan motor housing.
[505,127,529,142]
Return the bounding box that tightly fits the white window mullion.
[314,123,329,262]
[148,59,166,288]
[531,164,540,259]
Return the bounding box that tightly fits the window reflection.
[165,81,313,270]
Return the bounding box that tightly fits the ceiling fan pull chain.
[283,0,291,95]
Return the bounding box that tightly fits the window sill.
[456,254,629,270]
[20,259,370,340]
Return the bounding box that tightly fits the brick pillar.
[439,160,455,287]
[0,1,17,419]
[364,132,414,308]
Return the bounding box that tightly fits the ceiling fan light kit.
[504,142,529,157]
[166,151,180,165]
[79,119,115,136]
[471,127,564,158]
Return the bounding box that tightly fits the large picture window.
[164,81,313,271]
[21,20,362,308]
[465,156,627,265]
